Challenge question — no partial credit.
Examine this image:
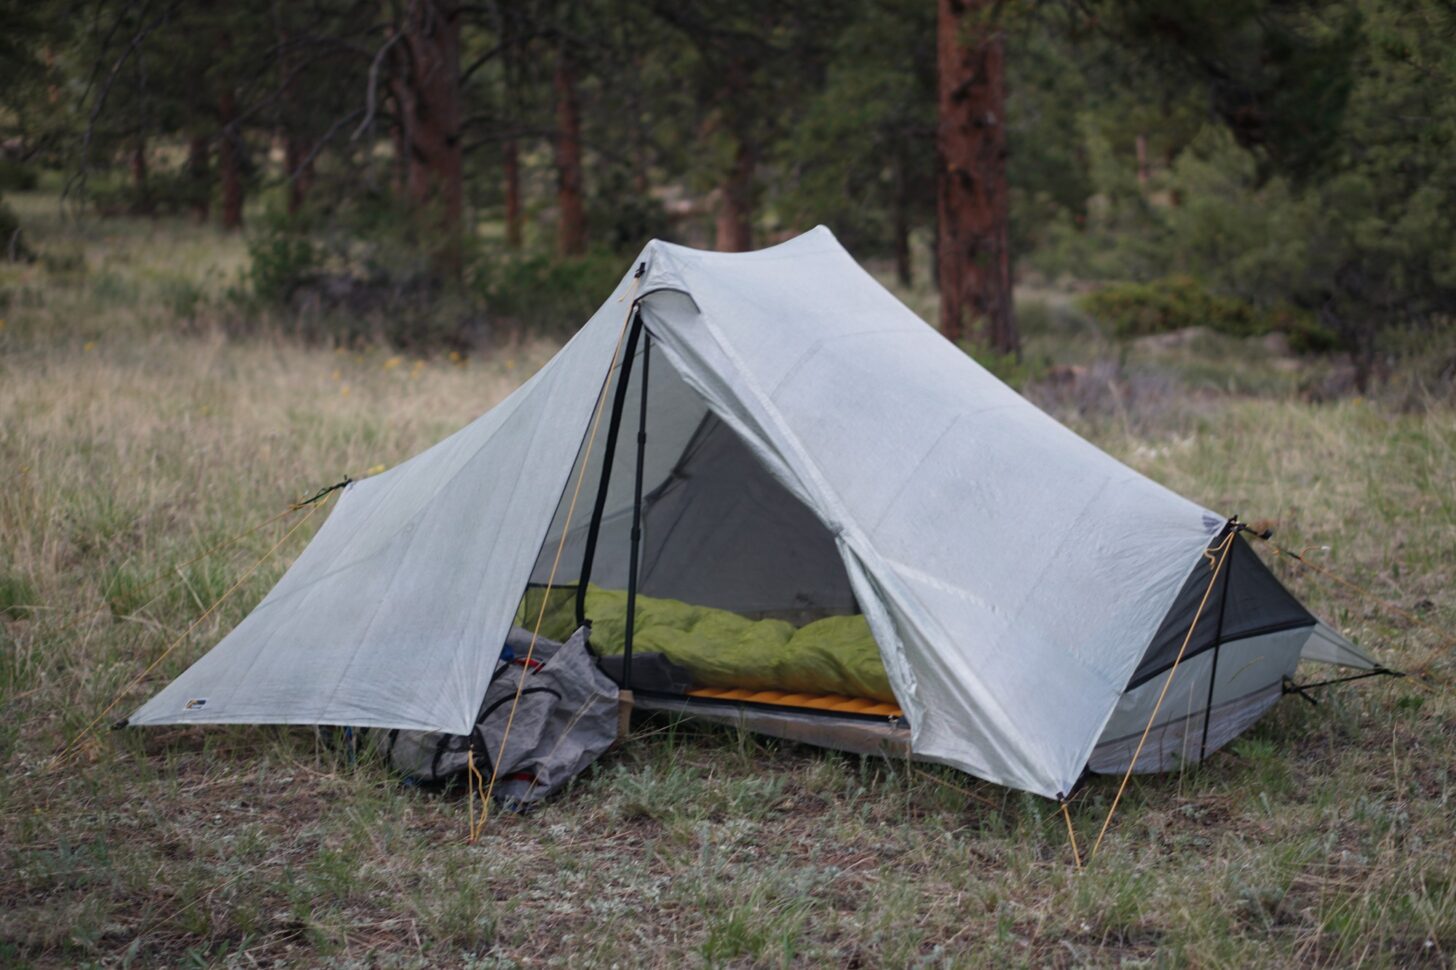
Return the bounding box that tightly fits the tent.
[129,228,1376,801]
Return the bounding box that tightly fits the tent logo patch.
[183,698,208,711]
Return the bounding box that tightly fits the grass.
[2,192,1454,967]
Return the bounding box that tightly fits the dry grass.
[1,194,1454,968]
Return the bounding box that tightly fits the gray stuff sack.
[384,625,619,808]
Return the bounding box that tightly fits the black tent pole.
[1199,528,1234,761]
[622,331,652,692]
[574,314,645,628]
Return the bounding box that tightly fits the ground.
[1,193,1453,968]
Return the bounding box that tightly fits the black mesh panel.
[1126,533,1313,690]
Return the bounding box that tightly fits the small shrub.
[91,166,221,218]
[86,178,140,217]
[159,277,206,321]
[88,271,139,306]
[961,344,1051,391]
[234,201,494,349]
[475,248,626,336]
[0,159,39,192]
[1080,275,1338,352]
[0,199,33,262]
[1278,311,1341,355]
[40,242,85,278]
[245,226,322,304]
[1081,275,1261,339]
[0,572,36,620]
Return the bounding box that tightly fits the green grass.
[1,196,1454,967]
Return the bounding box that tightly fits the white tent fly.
[130,228,1377,801]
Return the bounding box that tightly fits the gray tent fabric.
[129,273,639,736]
[131,227,1372,800]
[384,626,618,806]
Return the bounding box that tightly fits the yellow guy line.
[472,272,644,840]
[1061,800,1083,871]
[52,500,329,770]
[45,504,302,645]
[1257,536,1452,680]
[1088,530,1235,862]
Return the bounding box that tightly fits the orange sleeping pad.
[686,687,903,718]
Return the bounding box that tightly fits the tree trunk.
[129,136,151,215]
[278,23,312,217]
[630,51,651,195]
[892,150,912,287]
[393,0,465,278]
[186,134,210,223]
[714,135,754,252]
[936,0,1016,353]
[929,223,940,293]
[218,87,243,230]
[391,118,408,197]
[503,138,523,249]
[284,134,313,216]
[553,44,587,257]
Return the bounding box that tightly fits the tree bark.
[391,118,408,197]
[936,0,1016,353]
[553,43,587,257]
[186,133,210,223]
[284,134,313,216]
[129,136,151,215]
[714,135,754,253]
[218,85,243,230]
[392,0,465,278]
[278,24,312,217]
[503,138,523,249]
[893,150,912,287]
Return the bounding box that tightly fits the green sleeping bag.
[518,585,895,703]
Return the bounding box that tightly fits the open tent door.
[515,314,896,733]
[526,323,857,624]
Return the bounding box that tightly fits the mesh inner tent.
[1126,533,1314,691]
[520,323,860,696]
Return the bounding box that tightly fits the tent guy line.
[1089,529,1235,862]
[472,269,642,839]
[54,498,333,769]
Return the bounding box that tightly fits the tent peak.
[642,225,843,264]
